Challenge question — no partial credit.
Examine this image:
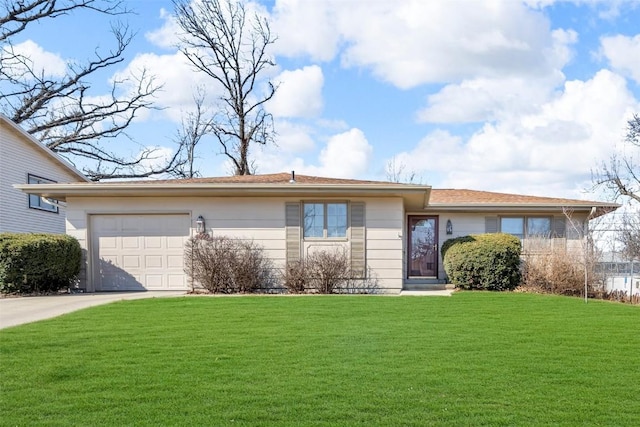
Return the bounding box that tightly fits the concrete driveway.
[0,291,185,330]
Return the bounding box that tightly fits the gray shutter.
[553,216,566,238]
[485,217,498,233]
[350,202,366,276]
[285,202,301,264]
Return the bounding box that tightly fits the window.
[303,202,347,238]
[500,216,551,239]
[27,174,58,213]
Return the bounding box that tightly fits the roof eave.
[14,183,431,209]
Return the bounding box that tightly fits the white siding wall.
[0,122,80,233]
[66,196,406,293]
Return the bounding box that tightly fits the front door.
[408,216,438,278]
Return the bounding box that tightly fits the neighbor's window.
[27,174,58,213]
[500,216,551,239]
[303,202,347,238]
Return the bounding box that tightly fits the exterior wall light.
[196,215,206,234]
[446,219,453,235]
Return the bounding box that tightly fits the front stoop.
[401,280,455,295]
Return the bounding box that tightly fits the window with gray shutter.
[285,202,301,264]
[350,202,366,276]
[485,217,498,233]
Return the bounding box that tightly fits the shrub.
[282,249,379,294]
[0,233,81,294]
[306,249,351,294]
[442,233,521,291]
[282,260,308,294]
[184,235,276,293]
[521,239,600,297]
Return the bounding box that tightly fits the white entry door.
[91,214,190,291]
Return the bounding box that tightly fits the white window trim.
[302,201,349,240]
[27,174,59,214]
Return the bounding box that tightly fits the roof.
[0,114,89,182]
[429,188,619,217]
[125,172,388,185]
[13,172,620,216]
[14,172,431,210]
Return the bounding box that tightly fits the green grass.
[1,293,639,426]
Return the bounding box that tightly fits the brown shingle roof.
[430,188,615,207]
[124,172,391,185]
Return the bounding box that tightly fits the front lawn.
[1,293,638,426]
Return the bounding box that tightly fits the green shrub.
[442,233,521,291]
[0,233,81,294]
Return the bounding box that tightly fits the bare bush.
[282,260,308,294]
[282,249,379,294]
[521,239,602,296]
[184,235,275,293]
[306,250,350,294]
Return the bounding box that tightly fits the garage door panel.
[145,255,163,268]
[167,255,183,268]
[167,236,185,248]
[100,236,118,249]
[122,255,140,268]
[168,274,186,288]
[92,214,190,291]
[145,236,162,249]
[122,236,141,249]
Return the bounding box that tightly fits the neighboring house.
[597,252,640,298]
[16,172,619,293]
[0,115,88,233]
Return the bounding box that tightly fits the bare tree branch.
[171,87,215,179]
[174,0,277,176]
[0,1,181,180]
[593,114,640,204]
[0,0,128,43]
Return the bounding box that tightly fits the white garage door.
[91,214,190,291]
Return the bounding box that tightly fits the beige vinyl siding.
[360,198,404,292]
[0,122,81,233]
[67,197,287,291]
[67,196,406,293]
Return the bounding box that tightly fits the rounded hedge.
[442,233,521,291]
[0,233,81,294]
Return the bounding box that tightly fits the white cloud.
[271,0,573,89]
[2,40,67,78]
[600,34,640,84]
[271,0,342,61]
[268,65,324,118]
[254,128,373,178]
[273,120,316,152]
[416,76,560,123]
[111,52,217,122]
[392,70,638,198]
[145,8,181,50]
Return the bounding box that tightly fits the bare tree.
[1,1,179,180]
[619,213,640,261]
[385,156,421,183]
[594,114,640,204]
[594,114,640,260]
[174,0,277,176]
[171,88,214,179]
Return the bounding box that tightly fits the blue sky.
[7,0,640,200]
